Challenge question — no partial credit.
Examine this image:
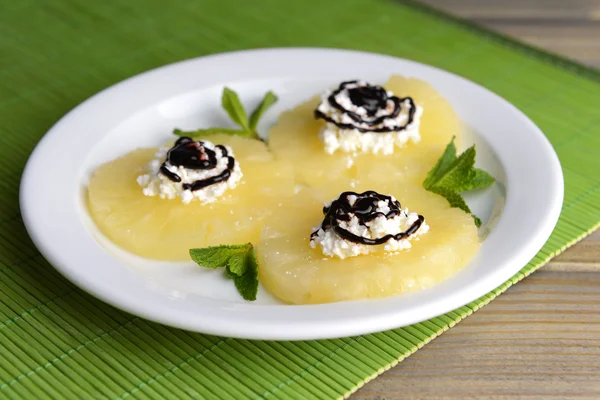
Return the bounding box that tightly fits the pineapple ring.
[87,134,294,261]
[268,75,461,186]
[257,179,479,305]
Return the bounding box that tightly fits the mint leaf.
[423,139,495,227]
[173,88,277,142]
[452,167,495,192]
[189,244,249,269]
[222,87,250,130]
[189,243,258,301]
[430,187,481,227]
[249,91,278,131]
[470,168,496,189]
[224,267,237,280]
[427,146,476,189]
[423,136,457,188]
[227,252,248,276]
[232,247,259,301]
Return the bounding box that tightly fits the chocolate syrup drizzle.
[314,80,416,133]
[159,136,235,192]
[310,191,425,246]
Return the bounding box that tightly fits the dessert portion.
[268,75,460,186]
[384,75,460,148]
[353,75,462,184]
[87,134,294,261]
[86,84,491,303]
[310,191,429,259]
[257,180,479,305]
[137,136,242,204]
[315,80,422,155]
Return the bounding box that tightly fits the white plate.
[20,48,563,340]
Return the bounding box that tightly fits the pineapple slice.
[354,75,462,184]
[385,75,460,148]
[268,76,460,186]
[268,96,355,186]
[257,179,479,304]
[87,134,294,260]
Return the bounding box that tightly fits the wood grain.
[353,1,600,398]
[417,0,600,69]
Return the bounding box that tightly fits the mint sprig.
[423,137,495,227]
[249,91,277,131]
[221,87,250,131]
[189,243,259,301]
[174,88,278,141]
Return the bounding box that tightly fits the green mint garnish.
[423,137,495,227]
[249,91,277,131]
[189,243,259,301]
[221,87,250,131]
[174,88,278,141]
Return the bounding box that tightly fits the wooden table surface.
[354,1,600,398]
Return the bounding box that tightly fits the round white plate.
[20,48,563,340]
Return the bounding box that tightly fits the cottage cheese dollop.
[137,136,242,204]
[310,191,429,259]
[314,80,423,155]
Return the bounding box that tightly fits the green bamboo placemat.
[2,0,600,398]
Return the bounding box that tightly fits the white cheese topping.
[310,195,429,259]
[137,140,242,204]
[316,81,423,155]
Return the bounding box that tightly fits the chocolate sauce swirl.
[310,191,425,246]
[314,81,416,133]
[159,136,236,192]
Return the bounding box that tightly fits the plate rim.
[20,47,564,340]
